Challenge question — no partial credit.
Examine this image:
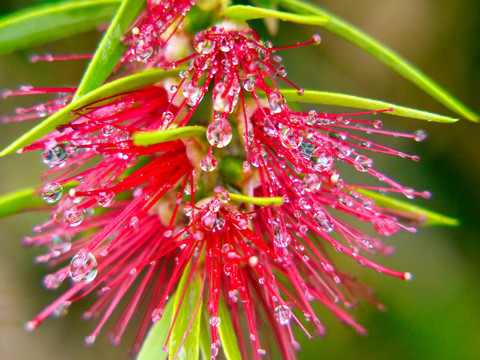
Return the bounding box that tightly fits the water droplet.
[268,93,285,114]
[312,34,322,44]
[193,31,216,54]
[223,263,233,277]
[402,187,415,199]
[298,197,311,210]
[43,273,64,290]
[202,211,217,231]
[274,305,291,325]
[42,183,63,203]
[84,335,96,346]
[303,173,321,192]
[372,218,399,236]
[274,229,291,248]
[64,207,85,227]
[182,80,203,106]
[280,127,302,149]
[414,129,427,142]
[354,155,373,172]
[209,315,221,327]
[184,178,198,195]
[102,125,115,137]
[152,308,164,322]
[162,111,174,125]
[69,250,98,283]
[52,301,71,318]
[50,234,71,254]
[206,119,232,148]
[243,75,256,92]
[311,151,334,172]
[129,216,139,229]
[373,120,383,129]
[96,189,115,207]
[42,144,69,166]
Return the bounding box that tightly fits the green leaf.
[0,69,177,157]
[0,181,76,218]
[199,311,211,360]
[0,0,121,55]
[168,264,203,360]
[218,297,242,360]
[281,89,458,123]
[354,188,459,226]
[225,5,328,26]
[274,0,478,122]
[0,186,45,218]
[73,0,145,100]
[133,126,207,146]
[136,296,175,360]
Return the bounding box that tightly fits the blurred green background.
[0,0,479,359]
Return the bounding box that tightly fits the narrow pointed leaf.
[168,265,203,360]
[136,296,175,360]
[218,298,242,360]
[229,193,283,206]
[0,0,121,55]
[133,126,207,146]
[281,89,458,123]
[225,5,328,25]
[355,188,459,226]
[275,0,478,121]
[0,186,45,218]
[0,181,76,218]
[73,0,144,100]
[0,69,177,157]
[199,311,211,360]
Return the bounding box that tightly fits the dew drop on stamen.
[182,80,203,106]
[274,305,291,325]
[268,93,285,114]
[42,182,63,203]
[274,229,291,248]
[84,335,96,346]
[102,125,115,136]
[243,76,256,92]
[96,189,115,207]
[161,111,174,125]
[373,120,383,129]
[280,127,302,149]
[151,308,164,322]
[52,301,71,318]
[64,207,85,227]
[402,187,415,199]
[193,31,216,54]
[303,173,321,192]
[414,129,427,142]
[206,119,232,148]
[354,155,373,172]
[50,234,71,254]
[209,315,221,327]
[129,216,139,229]
[42,144,69,166]
[69,250,98,283]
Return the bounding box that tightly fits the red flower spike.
[1,4,441,359]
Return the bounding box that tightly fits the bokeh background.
[0,0,479,359]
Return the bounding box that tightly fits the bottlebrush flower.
[1,1,468,359]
